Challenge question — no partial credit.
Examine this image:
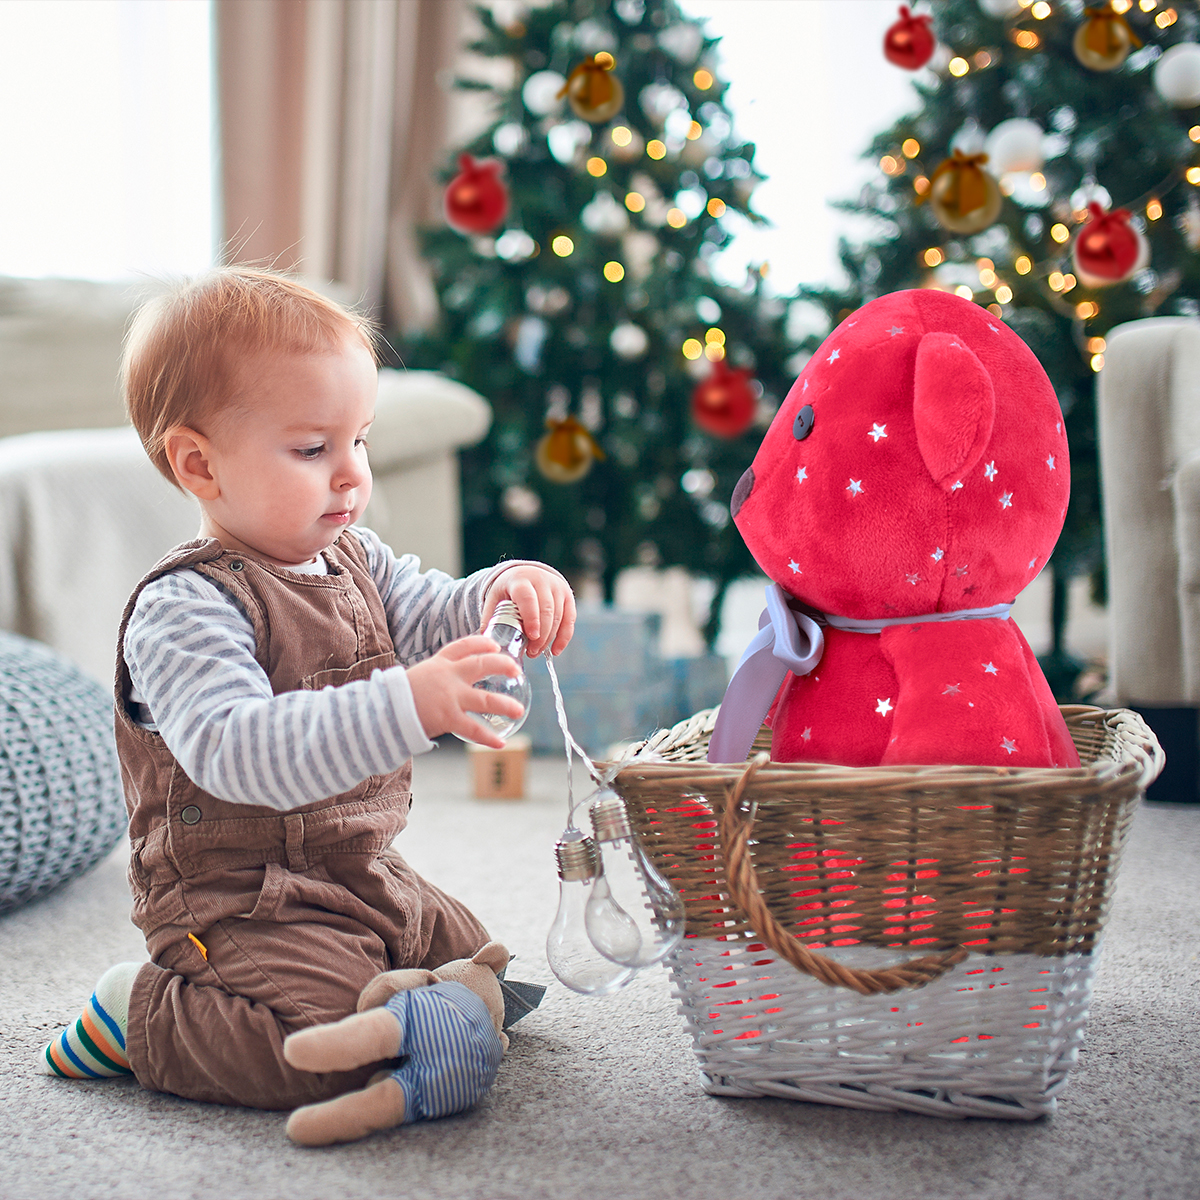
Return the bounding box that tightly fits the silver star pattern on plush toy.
[932,547,944,561]
[788,560,801,574]
[826,348,840,364]
[875,698,893,716]
[795,466,807,483]
[1001,737,1018,755]
[869,423,887,442]
[847,479,864,497]
[984,662,999,674]
[984,461,997,480]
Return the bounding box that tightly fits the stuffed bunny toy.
[283,942,511,1146]
[710,288,1080,770]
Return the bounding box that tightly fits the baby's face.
[199,338,378,566]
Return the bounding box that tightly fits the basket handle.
[719,755,967,996]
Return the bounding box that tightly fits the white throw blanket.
[0,428,197,684]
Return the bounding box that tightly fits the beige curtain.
[216,0,464,332]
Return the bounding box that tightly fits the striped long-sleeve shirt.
[124,526,528,812]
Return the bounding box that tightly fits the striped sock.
[39,962,141,1079]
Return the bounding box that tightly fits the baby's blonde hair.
[123,267,378,487]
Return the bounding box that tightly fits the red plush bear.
[710,289,1080,770]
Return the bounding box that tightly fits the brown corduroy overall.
[115,535,489,1110]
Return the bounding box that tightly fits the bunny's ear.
[913,332,995,492]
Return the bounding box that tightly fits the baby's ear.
[913,333,995,492]
[163,426,219,500]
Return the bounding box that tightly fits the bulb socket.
[590,791,632,843]
[556,833,601,881]
[488,599,523,631]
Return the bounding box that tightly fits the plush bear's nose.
[730,466,754,519]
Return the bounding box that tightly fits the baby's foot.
[38,962,141,1078]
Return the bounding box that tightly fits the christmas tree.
[796,0,1200,695]
[400,0,799,643]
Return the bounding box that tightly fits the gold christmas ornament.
[922,151,1003,234]
[535,417,606,483]
[559,56,625,124]
[1073,3,1142,73]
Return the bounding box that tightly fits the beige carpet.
[1,742,1196,1200]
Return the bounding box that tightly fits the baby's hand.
[407,636,524,750]
[483,566,576,657]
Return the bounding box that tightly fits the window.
[0,0,214,280]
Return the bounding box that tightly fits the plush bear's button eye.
[793,404,814,441]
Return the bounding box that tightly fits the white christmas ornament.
[495,230,537,261]
[658,23,704,64]
[1183,197,1200,251]
[1070,179,1112,212]
[622,230,659,281]
[950,120,986,156]
[978,0,1024,16]
[1154,43,1200,108]
[573,19,615,53]
[639,82,687,124]
[522,71,566,116]
[547,121,592,165]
[610,322,649,359]
[984,119,1046,175]
[502,484,542,525]
[493,122,528,157]
[581,191,630,236]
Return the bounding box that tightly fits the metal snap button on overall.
[180,805,202,825]
[229,560,244,572]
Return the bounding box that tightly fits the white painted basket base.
[669,938,1098,1120]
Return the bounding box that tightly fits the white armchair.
[0,276,491,684]
[1096,316,1200,802]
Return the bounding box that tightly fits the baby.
[38,268,574,1110]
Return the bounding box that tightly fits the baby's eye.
[296,445,325,460]
[355,437,370,449]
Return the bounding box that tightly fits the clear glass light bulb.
[546,831,636,995]
[459,600,532,742]
[585,790,685,968]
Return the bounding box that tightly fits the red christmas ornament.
[444,154,509,235]
[691,359,757,439]
[884,6,935,71]
[1071,202,1146,286]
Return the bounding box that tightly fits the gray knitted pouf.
[0,632,125,913]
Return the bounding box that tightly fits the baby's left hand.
[483,565,576,657]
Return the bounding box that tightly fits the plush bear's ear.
[472,941,511,976]
[913,332,995,492]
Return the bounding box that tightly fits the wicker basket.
[610,705,1163,1120]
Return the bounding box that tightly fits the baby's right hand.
[406,636,524,749]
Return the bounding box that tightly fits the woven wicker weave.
[611,705,1163,1119]
[0,632,125,913]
